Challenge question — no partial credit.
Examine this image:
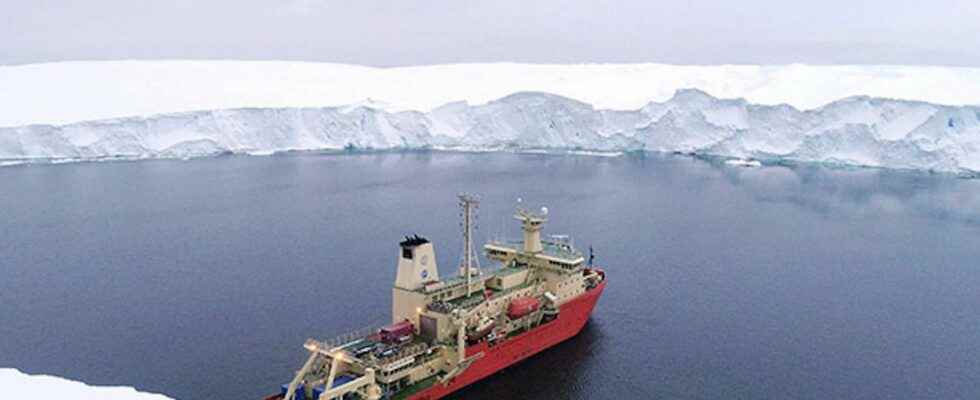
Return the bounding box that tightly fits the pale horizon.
[5,0,980,67]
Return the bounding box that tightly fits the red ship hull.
[407,278,606,400]
[265,277,606,400]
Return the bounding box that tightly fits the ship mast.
[459,193,480,298]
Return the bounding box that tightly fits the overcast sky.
[4,0,980,66]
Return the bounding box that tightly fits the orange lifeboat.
[507,297,540,319]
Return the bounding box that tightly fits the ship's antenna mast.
[459,193,481,298]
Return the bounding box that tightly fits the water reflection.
[690,157,980,226]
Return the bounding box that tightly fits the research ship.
[266,195,607,400]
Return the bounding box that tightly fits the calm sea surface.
[2,152,980,400]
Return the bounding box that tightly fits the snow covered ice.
[6,61,980,127]
[0,368,173,400]
[4,61,980,174]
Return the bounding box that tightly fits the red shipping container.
[380,320,414,343]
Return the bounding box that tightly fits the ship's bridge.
[485,235,585,272]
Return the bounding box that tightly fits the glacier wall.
[3,89,980,173]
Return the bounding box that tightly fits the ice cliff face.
[3,89,980,174]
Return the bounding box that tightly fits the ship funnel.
[515,208,546,253]
[395,235,439,290]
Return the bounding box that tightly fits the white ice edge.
[0,368,175,400]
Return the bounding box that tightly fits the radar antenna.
[458,193,481,297]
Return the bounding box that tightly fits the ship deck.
[445,268,535,310]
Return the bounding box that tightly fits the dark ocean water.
[2,152,980,400]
